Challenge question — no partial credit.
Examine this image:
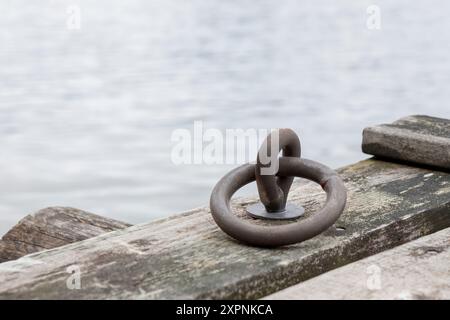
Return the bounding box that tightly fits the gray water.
[1,0,449,236]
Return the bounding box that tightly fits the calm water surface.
[1,0,449,235]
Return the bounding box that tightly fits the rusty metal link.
[255,128,300,213]
[209,129,347,247]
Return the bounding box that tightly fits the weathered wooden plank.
[362,115,450,169]
[264,227,450,300]
[0,159,449,299]
[0,207,130,263]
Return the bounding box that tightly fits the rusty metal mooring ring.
[210,157,347,247]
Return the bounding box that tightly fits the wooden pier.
[0,115,449,299]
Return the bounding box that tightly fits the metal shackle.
[255,128,301,213]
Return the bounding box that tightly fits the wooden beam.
[0,159,449,299]
[0,207,130,263]
[264,227,450,300]
[362,115,450,169]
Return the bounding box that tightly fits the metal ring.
[210,157,347,247]
[255,128,301,212]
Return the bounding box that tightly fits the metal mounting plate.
[246,202,305,220]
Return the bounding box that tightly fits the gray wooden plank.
[264,227,450,300]
[0,159,449,299]
[362,115,450,169]
[0,207,130,262]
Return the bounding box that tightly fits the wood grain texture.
[0,207,131,263]
[264,227,450,300]
[362,115,450,169]
[0,159,449,299]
